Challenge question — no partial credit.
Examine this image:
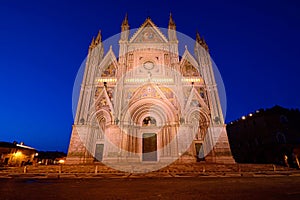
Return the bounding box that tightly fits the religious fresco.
[181,61,199,76]
[197,87,208,104]
[101,63,116,77]
[132,24,165,43]
[140,86,160,98]
[142,116,157,126]
[125,88,135,100]
[191,99,201,107]
[159,87,174,99]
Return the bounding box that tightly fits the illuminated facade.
[0,142,36,166]
[67,15,234,165]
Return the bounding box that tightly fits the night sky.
[1,0,299,152]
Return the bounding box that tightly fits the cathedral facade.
[67,14,234,167]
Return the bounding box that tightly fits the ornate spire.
[196,31,201,44]
[196,31,209,52]
[168,12,176,30]
[121,13,129,31]
[201,36,209,52]
[89,37,95,50]
[95,30,102,45]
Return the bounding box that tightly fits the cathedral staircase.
[0,162,298,178]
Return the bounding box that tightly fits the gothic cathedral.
[67,14,235,166]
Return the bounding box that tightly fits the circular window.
[143,61,154,70]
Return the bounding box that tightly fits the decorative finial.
[123,13,128,25]
[146,10,150,19]
[201,36,209,51]
[168,12,176,29]
[196,31,209,51]
[95,30,102,45]
[89,37,95,50]
[121,13,129,31]
[196,31,201,44]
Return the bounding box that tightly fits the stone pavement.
[1,177,300,200]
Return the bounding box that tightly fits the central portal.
[142,133,157,161]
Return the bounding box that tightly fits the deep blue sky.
[1,0,299,152]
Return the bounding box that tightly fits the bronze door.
[95,144,104,161]
[142,133,157,161]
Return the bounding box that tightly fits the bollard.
[58,165,62,174]
[23,166,27,174]
[95,165,98,174]
[202,166,205,173]
[237,164,241,173]
[272,164,276,172]
[295,156,300,169]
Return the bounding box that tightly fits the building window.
[129,53,133,61]
[280,115,288,124]
[276,132,286,144]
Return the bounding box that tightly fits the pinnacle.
[122,13,129,26]
[95,30,102,44]
[169,12,176,28]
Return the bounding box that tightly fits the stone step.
[0,163,295,174]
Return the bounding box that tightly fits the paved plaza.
[0,176,300,200]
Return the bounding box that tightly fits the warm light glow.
[96,78,117,83]
[125,78,147,83]
[35,153,39,156]
[242,116,246,120]
[182,78,203,83]
[14,152,22,157]
[58,159,65,164]
[249,113,253,117]
[124,78,173,83]
[151,78,173,83]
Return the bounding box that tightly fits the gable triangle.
[94,87,115,115]
[183,87,209,114]
[130,19,168,43]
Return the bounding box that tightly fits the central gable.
[129,18,168,43]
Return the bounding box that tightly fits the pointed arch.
[94,87,115,116]
[127,83,179,113]
[180,48,200,76]
[183,87,210,115]
[88,108,113,126]
[122,97,178,126]
[98,48,119,77]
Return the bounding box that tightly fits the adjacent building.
[36,151,67,165]
[0,141,37,166]
[227,105,300,167]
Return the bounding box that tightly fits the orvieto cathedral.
[67,14,235,167]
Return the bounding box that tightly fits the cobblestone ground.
[0,176,300,200]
